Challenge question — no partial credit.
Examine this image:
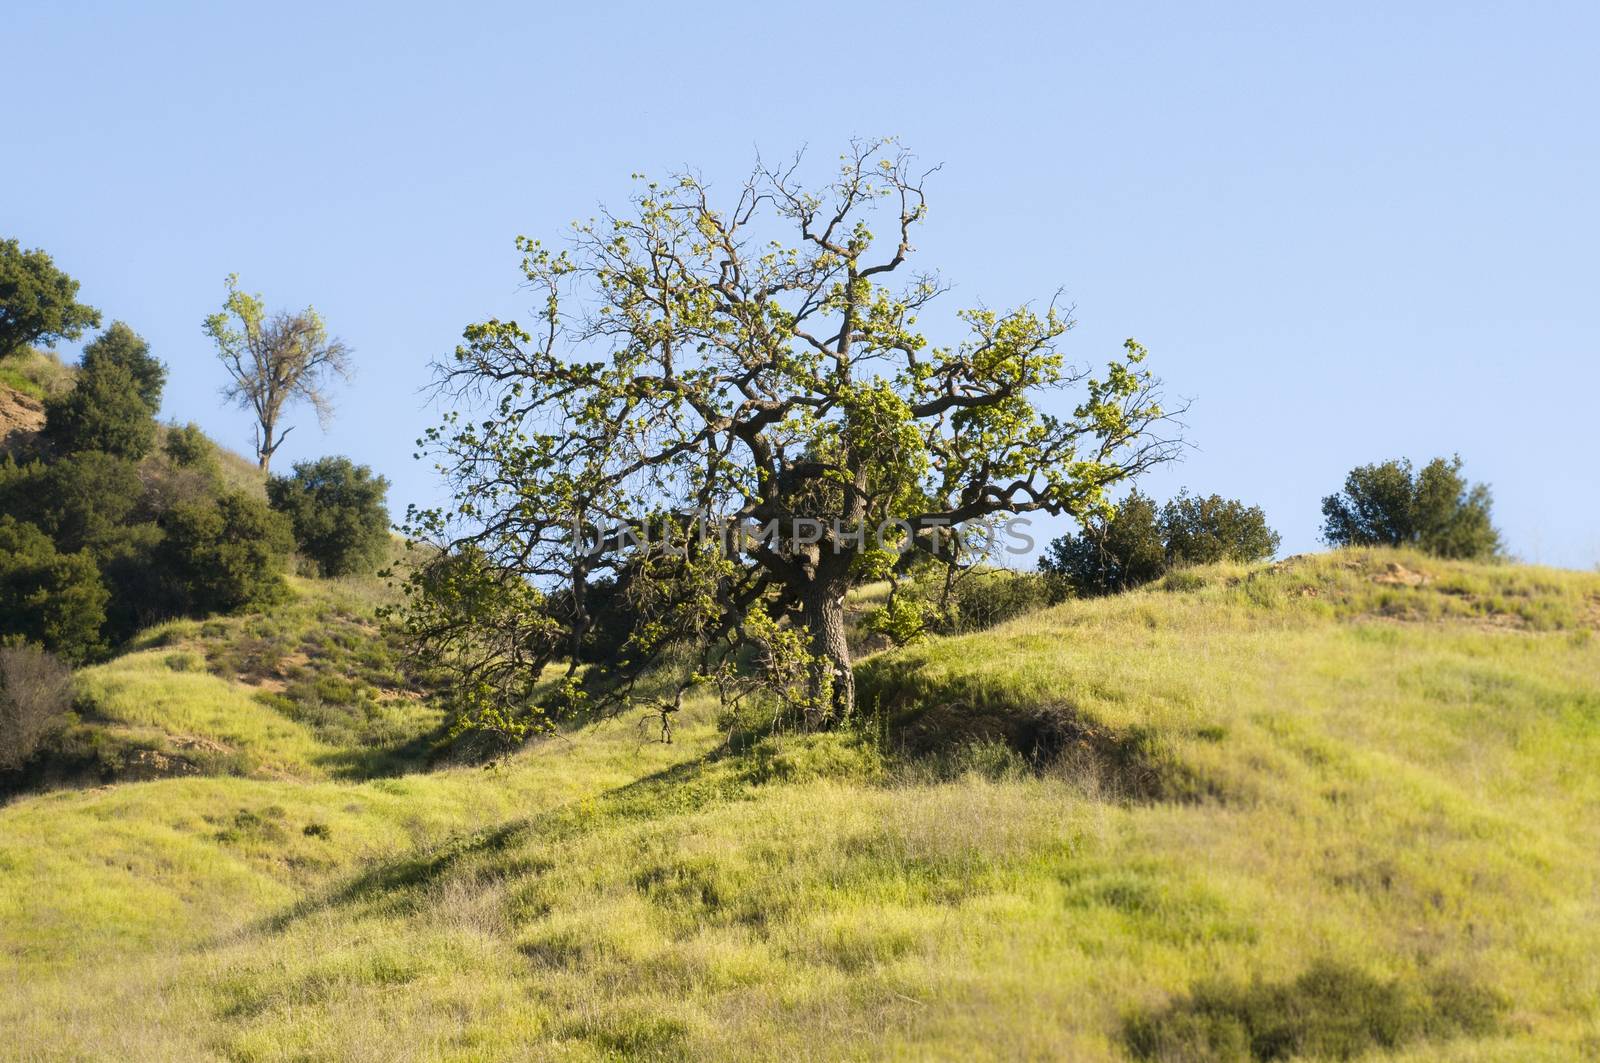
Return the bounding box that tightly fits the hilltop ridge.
[2,548,1596,1059]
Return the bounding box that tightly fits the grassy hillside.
[2,549,1597,1060]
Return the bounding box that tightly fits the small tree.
[1321,456,1499,559]
[0,644,74,772]
[158,491,292,615]
[401,141,1182,728]
[11,451,145,553]
[204,275,352,472]
[1042,489,1279,596]
[267,456,391,577]
[80,321,166,412]
[0,238,101,360]
[1040,489,1166,596]
[0,516,108,663]
[42,357,160,459]
[1160,491,1280,566]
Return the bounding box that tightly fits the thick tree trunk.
[800,579,854,726]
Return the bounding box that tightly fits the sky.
[6,1,1598,568]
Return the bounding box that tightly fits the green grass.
[2,547,1598,1060]
[0,347,75,400]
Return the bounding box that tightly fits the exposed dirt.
[0,385,45,456]
[1372,561,1429,587]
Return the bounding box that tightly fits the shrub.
[0,347,75,401]
[163,422,219,470]
[93,521,170,642]
[1161,491,1281,566]
[1321,455,1500,559]
[1043,489,1281,597]
[1040,489,1166,596]
[0,516,108,662]
[42,360,158,459]
[158,491,292,615]
[0,644,74,771]
[266,456,391,577]
[78,321,166,412]
[25,451,144,553]
[941,569,1057,632]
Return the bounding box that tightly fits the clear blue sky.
[7,1,1597,567]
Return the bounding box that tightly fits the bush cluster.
[1043,489,1281,597]
[0,321,294,659]
[1321,455,1500,559]
[266,456,390,577]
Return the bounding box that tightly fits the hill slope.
[1,549,1597,1060]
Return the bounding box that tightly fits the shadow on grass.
[1125,959,1504,1061]
[249,754,740,936]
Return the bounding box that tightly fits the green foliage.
[0,238,101,359]
[79,321,166,411]
[163,422,219,470]
[0,451,144,553]
[869,568,1061,648]
[158,492,292,615]
[1044,489,1280,597]
[1161,491,1281,567]
[404,140,1179,727]
[940,568,1059,633]
[42,321,164,459]
[0,516,108,662]
[266,456,390,577]
[1321,455,1501,559]
[42,360,159,458]
[862,592,932,646]
[1125,960,1503,1061]
[1041,488,1167,596]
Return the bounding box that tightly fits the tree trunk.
[800,579,854,727]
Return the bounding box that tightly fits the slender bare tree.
[204,274,352,471]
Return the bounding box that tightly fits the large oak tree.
[402,140,1182,731]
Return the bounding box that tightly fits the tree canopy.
[401,140,1182,733]
[81,321,166,412]
[1042,489,1280,597]
[267,456,391,577]
[0,238,101,360]
[1320,456,1499,559]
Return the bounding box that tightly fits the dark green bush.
[42,360,158,459]
[78,322,166,412]
[19,451,144,553]
[266,456,391,577]
[0,516,108,662]
[1040,489,1166,596]
[163,422,220,470]
[1321,455,1500,559]
[1161,491,1280,567]
[158,491,292,615]
[1043,489,1281,597]
[93,521,172,642]
[939,569,1057,633]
